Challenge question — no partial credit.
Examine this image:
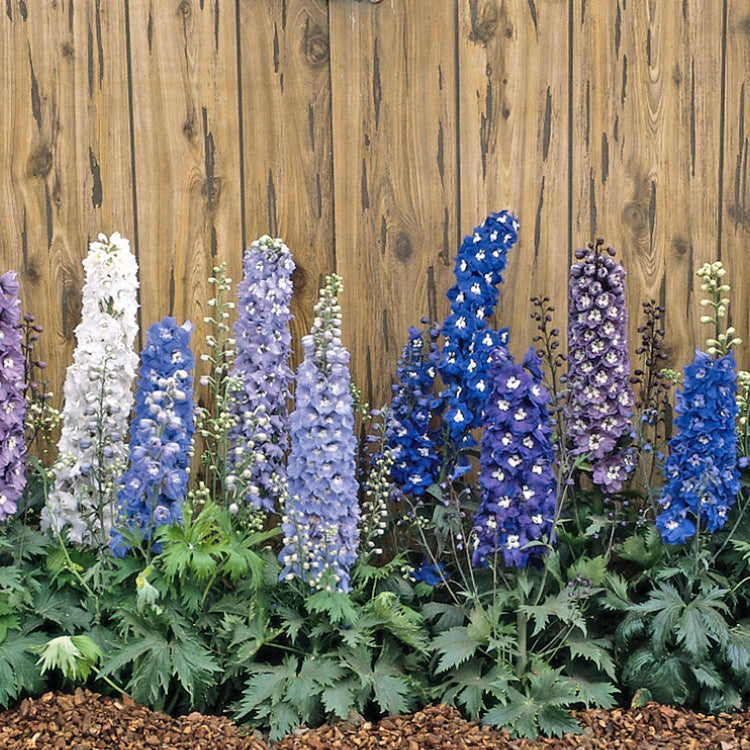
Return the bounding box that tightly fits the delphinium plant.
[225,236,295,512]
[654,262,741,545]
[606,261,750,714]
[279,274,360,593]
[438,211,519,454]
[385,325,441,498]
[566,239,634,495]
[42,233,139,547]
[195,262,236,500]
[110,317,195,557]
[0,271,26,521]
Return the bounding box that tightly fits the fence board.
[329,0,458,410]
[128,0,243,388]
[0,0,135,409]
[457,0,570,362]
[238,0,335,368]
[572,0,723,372]
[721,0,750,354]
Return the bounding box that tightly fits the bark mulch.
[3,690,750,749]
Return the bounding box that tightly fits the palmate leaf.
[421,602,465,630]
[0,626,47,707]
[566,675,618,708]
[675,604,709,659]
[233,657,298,720]
[441,660,516,719]
[566,632,616,680]
[521,590,586,638]
[431,627,480,673]
[722,625,750,678]
[305,591,359,626]
[33,583,91,633]
[321,680,357,719]
[482,668,581,739]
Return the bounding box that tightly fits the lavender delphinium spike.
[439,211,519,447]
[279,274,359,593]
[566,239,634,493]
[226,236,295,511]
[0,272,26,522]
[385,325,441,496]
[473,346,557,567]
[111,317,195,556]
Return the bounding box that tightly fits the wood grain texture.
[572,0,724,372]
[457,0,570,361]
[128,0,243,390]
[329,0,458,409]
[238,0,335,371]
[721,0,750,358]
[0,0,135,409]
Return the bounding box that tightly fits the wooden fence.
[1,0,749,413]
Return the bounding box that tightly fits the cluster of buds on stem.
[698,261,741,356]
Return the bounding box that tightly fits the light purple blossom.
[279,274,359,592]
[0,272,26,521]
[227,236,294,511]
[566,239,634,492]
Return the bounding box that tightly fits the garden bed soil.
[2,690,750,749]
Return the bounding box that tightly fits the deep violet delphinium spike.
[110,317,195,556]
[0,272,26,522]
[385,325,441,496]
[439,211,519,446]
[472,346,557,568]
[279,274,359,593]
[566,239,634,493]
[226,236,295,511]
[655,353,739,545]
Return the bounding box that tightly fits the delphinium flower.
[566,239,634,493]
[385,325,441,496]
[42,233,139,546]
[110,317,195,557]
[438,211,519,446]
[225,237,295,511]
[279,274,359,592]
[656,262,742,544]
[472,346,557,567]
[20,313,60,455]
[0,272,26,522]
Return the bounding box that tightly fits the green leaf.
[305,591,359,626]
[691,661,722,689]
[567,676,618,709]
[675,604,709,659]
[537,705,583,737]
[321,681,356,719]
[431,627,479,673]
[421,602,465,630]
[269,701,301,741]
[567,556,607,586]
[372,673,410,715]
[0,626,47,707]
[566,633,616,680]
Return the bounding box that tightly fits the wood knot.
[61,42,74,58]
[177,0,191,18]
[27,144,52,179]
[201,177,222,210]
[622,201,647,234]
[673,238,690,256]
[183,119,196,139]
[469,2,498,45]
[24,265,40,282]
[303,27,329,67]
[394,232,413,262]
[291,265,307,293]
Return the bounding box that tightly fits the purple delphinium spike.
[438,211,519,446]
[656,350,739,545]
[227,236,295,511]
[110,317,195,556]
[472,346,557,567]
[279,274,359,592]
[0,272,26,522]
[385,326,441,496]
[566,239,634,492]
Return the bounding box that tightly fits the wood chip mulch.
[3,690,750,749]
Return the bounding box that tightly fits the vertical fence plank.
[238,0,335,369]
[329,0,458,410]
[128,0,243,384]
[0,0,134,410]
[457,0,570,360]
[721,0,750,360]
[572,0,724,372]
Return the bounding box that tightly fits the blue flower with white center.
[655,349,740,545]
[439,211,519,446]
[385,326,441,496]
[473,346,556,568]
[110,317,195,557]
